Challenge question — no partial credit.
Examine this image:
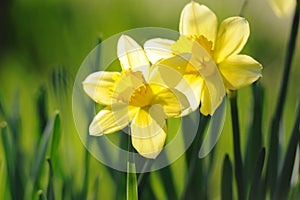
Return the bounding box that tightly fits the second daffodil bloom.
[144,1,263,115]
[83,35,190,159]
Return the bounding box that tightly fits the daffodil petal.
[89,104,135,136]
[131,105,167,159]
[214,17,250,64]
[189,40,225,115]
[171,36,194,54]
[200,84,213,116]
[149,53,191,88]
[83,71,119,105]
[117,35,150,79]
[152,87,190,117]
[144,38,175,64]
[218,55,263,90]
[268,0,296,17]
[176,74,203,115]
[179,1,217,44]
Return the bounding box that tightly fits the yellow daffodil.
[268,0,296,17]
[83,35,189,159]
[144,1,262,115]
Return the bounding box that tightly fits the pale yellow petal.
[171,36,194,54]
[131,105,167,159]
[199,84,213,116]
[175,74,203,115]
[180,1,217,44]
[189,40,226,115]
[214,17,250,64]
[149,53,191,88]
[218,55,263,90]
[151,87,190,117]
[268,0,296,17]
[117,35,150,79]
[144,38,175,64]
[82,71,119,105]
[89,105,136,136]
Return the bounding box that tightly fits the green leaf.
[32,111,60,180]
[274,103,300,199]
[0,122,15,198]
[35,86,48,134]
[265,2,300,197]
[47,158,55,200]
[221,154,233,200]
[229,91,245,200]
[181,113,210,199]
[50,111,61,158]
[91,177,100,200]
[127,161,138,200]
[25,111,60,199]
[37,190,47,200]
[199,97,226,158]
[249,148,266,200]
[245,83,264,186]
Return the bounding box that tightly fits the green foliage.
[221,155,233,200]
[126,162,138,200]
[1,0,300,199]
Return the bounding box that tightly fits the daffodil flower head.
[144,1,262,116]
[83,35,190,159]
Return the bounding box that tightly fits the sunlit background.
[1,0,300,199]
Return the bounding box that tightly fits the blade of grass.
[199,97,226,158]
[274,103,300,199]
[37,190,47,200]
[265,1,300,196]
[36,86,48,135]
[127,162,138,200]
[0,122,18,200]
[249,148,266,200]
[81,138,90,200]
[245,82,264,187]
[126,127,138,200]
[0,95,7,119]
[221,154,233,200]
[26,111,60,199]
[91,177,100,200]
[46,158,55,200]
[149,172,167,200]
[228,91,245,200]
[32,111,60,180]
[181,113,210,200]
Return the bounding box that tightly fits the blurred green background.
[1,0,300,199]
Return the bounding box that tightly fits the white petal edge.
[144,38,175,64]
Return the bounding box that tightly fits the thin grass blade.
[221,154,233,200]
[245,83,264,186]
[249,148,266,200]
[47,158,55,200]
[127,161,138,200]
[199,97,226,158]
[274,103,300,199]
[50,112,61,159]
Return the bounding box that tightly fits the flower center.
[190,35,214,57]
[129,84,153,107]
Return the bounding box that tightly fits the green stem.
[266,1,300,196]
[239,0,248,16]
[229,91,245,200]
